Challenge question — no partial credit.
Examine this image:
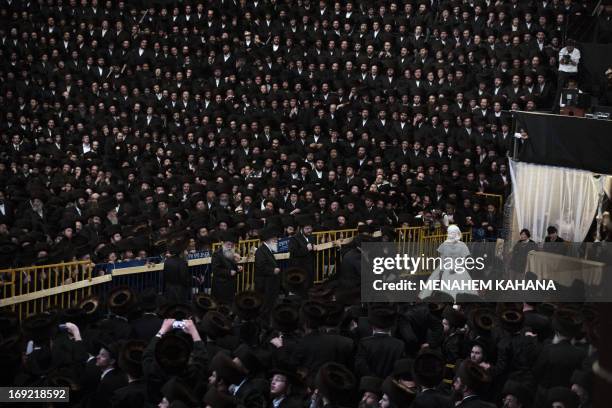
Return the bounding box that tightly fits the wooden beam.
[111,263,164,276]
[0,274,112,307]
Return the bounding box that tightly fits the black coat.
[111,379,147,408]
[412,388,451,408]
[254,244,280,314]
[292,331,354,374]
[455,396,497,408]
[163,255,191,286]
[533,339,587,389]
[211,248,240,304]
[88,368,128,408]
[234,377,268,408]
[398,303,444,355]
[288,233,316,286]
[162,255,191,302]
[336,248,361,289]
[269,395,305,408]
[354,333,405,378]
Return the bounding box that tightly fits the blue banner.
[277,237,290,253]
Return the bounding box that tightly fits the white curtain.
[509,160,603,243]
[605,177,612,201]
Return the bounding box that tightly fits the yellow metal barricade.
[476,192,504,210]
[2,227,479,318]
[312,228,358,282]
[418,231,473,274]
[0,261,95,319]
[212,239,260,293]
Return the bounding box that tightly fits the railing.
[0,261,98,319]
[475,192,504,211]
[212,238,262,291]
[1,226,474,319]
[419,232,473,274]
[313,228,360,282]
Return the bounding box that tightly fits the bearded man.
[211,230,242,304]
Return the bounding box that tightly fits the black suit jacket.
[355,333,405,378]
[292,331,354,374]
[111,379,146,408]
[455,396,496,408]
[211,248,240,303]
[254,244,278,277]
[412,388,451,408]
[234,378,268,408]
[89,368,128,408]
[533,339,587,389]
[162,255,191,286]
[288,233,315,278]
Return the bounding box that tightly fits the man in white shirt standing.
[558,39,580,87]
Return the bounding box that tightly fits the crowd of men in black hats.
[0,0,607,407]
[0,273,599,408]
[3,0,608,269]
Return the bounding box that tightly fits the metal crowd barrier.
[0,261,99,319]
[1,227,474,319]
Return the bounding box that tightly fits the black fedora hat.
[443,306,467,329]
[210,351,246,385]
[552,308,583,339]
[259,226,279,241]
[547,386,579,408]
[301,300,327,329]
[334,286,361,306]
[284,267,307,293]
[94,336,120,361]
[456,360,491,395]
[315,363,356,405]
[392,358,415,381]
[269,358,303,386]
[59,307,86,327]
[308,284,333,302]
[199,311,232,339]
[77,295,102,324]
[233,344,263,374]
[272,304,300,333]
[46,368,81,393]
[192,293,218,318]
[203,387,237,408]
[537,302,557,317]
[119,340,146,379]
[368,305,397,329]
[22,313,57,343]
[469,307,496,334]
[324,301,345,327]
[359,376,383,398]
[161,302,193,320]
[216,303,234,319]
[381,376,416,407]
[0,242,19,258]
[107,286,135,316]
[500,309,524,333]
[413,350,445,388]
[502,380,531,407]
[233,291,264,320]
[155,333,193,375]
[161,377,198,407]
[137,288,159,313]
